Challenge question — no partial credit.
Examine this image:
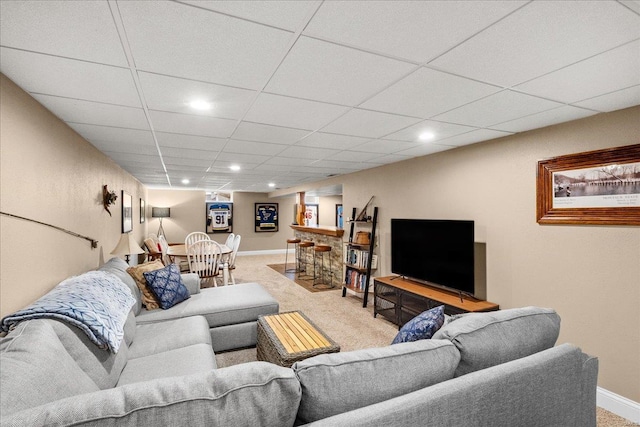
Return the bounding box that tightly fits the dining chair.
[157,235,172,266]
[226,234,241,285]
[187,240,222,287]
[185,231,210,248]
[224,233,236,251]
[143,237,163,263]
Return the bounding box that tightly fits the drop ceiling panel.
[514,40,640,104]
[433,90,563,128]
[0,1,127,66]
[436,129,513,147]
[350,139,419,154]
[324,150,382,162]
[277,145,339,160]
[431,1,640,87]
[160,147,220,160]
[361,68,501,118]
[491,106,597,133]
[117,0,294,89]
[574,85,640,112]
[394,143,453,157]
[369,153,413,165]
[90,141,156,156]
[67,124,155,146]
[163,156,214,168]
[32,95,149,131]
[304,1,525,63]
[263,157,316,167]
[138,72,257,120]
[231,122,311,144]
[223,140,287,156]
[295,133,371,150]
[321,108,422,138]
[385,120,477,143]
[180,1,319,32]
[155,132,227,151]
[265,36,415,106]
[148,111,237,138]
[0,48,141,107]
[215,152,271,164]
[244,93,349,130]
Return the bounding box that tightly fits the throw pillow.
[143,263,190,310]
[127,260,164,310]
[391,305,445,344]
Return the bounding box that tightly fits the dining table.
[167,243,233,286]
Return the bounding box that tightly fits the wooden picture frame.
[206,202,233,234]
[121,191,133,233]
[536,144,640,225]
[255,203,279,232]
[140,198,145,223]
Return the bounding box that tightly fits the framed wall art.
[140,198,145,223]
[255,203,278,232]
[305,204,318,226]
[121,191,133,233]
[536,144,640,225]
[206,202,233,233]
[335,204,343,228]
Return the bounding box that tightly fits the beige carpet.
[216,253,637,427]
[267,263,336,293]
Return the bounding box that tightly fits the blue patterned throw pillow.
[392,305,445,345]
[143,264,190,310]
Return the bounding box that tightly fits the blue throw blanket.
[1,271,135,353]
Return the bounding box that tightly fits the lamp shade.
[152,207,170,218]
[110,233,145,257]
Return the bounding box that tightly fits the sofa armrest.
[181,273,200,295]
[1,362,300,427]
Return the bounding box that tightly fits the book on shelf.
[344,248,377,270]
[344,267,368,291]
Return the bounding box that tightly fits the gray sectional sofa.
[0,258,598,427]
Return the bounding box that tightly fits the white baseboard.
[597,387,640,423]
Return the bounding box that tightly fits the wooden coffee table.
[257,311,340,367]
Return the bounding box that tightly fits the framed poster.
[121,191,133,233]
[305,204,318,226]
[140,198,145,223]
[537,144,640,225]
[255,203,279,232]
[335,204,343,228]
[206,202,233,233]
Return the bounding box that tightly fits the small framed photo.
[255,203,279,232]
[121,191,133,233]
[206,202,233,233]
[140,199,145,223]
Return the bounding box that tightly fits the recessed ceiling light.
[181,178,190,184]
[230,165,240,171]
[268,182,276,188]
[188,100,212,111]
[419,131,435,141]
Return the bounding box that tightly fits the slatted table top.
[257,311,340,367]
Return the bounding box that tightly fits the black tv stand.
[373,276,499,328]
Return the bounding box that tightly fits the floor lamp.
[152,207,170,238]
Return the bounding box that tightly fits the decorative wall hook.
[103,185,118,216]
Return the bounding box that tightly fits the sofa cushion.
[99,257,142,315]
[432,306,561,377]
[117,343,216,386]
[45,319,129,389]
[0,320,99,416]
[3,362,301,427]
[128,316,212,359]
[292,339,460,424]
[392,305,445,344]
[143,263,191,309]
[127,260,165,310]
[135,282,279,328]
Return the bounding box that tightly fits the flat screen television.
[391,219,475,296]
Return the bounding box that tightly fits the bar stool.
[313,244,333,288]
[284,238,301,273]
[297,241,315,278]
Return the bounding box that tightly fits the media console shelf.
[373,276,499,328]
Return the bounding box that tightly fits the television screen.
[391,219,474,295]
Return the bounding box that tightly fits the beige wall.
[318,195,343,226]
[147,189,206,243]
[336,106,639,401]
[0,74,147,317]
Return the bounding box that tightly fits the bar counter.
[290,224,344,286]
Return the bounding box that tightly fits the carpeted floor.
[267,263,336,292]
[216,253,637,427]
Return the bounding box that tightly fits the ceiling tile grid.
[0,0,638,193]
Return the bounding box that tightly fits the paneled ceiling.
[1,1,639,193]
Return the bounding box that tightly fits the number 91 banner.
[255,203,279,232]
[206,202,233,234]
